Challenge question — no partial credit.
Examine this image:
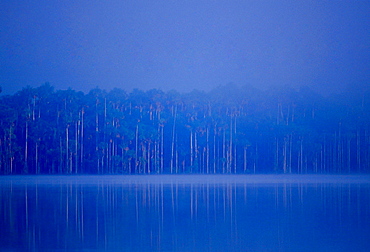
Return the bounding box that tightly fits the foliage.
[0,83,369,174]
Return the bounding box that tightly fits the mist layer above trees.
[0,83,369,174]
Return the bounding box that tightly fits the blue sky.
[1,0,369,95]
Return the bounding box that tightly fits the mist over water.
[1,175,370,251]
[2,1,370,250]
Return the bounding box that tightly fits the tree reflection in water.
[1,175,370,251]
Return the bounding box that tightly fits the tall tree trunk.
[254,144,257,174]
[95,100,99,173]
[299,138,303,174]
[275,137,279,172]
[35,141,39,174]
[213,125,217,173]
[135,124,139,174]
[80,108,84,172]
[25,121,29,173]
[206,127,209,174]
[160,125,164,173]
[59,137,63,173]
[283,137,287,173]
[233,116,237,173]
[195,132,198,171]
[222,129,226,173]
[9,126,13,174]
[243,146,247,173]
[357,130,361,172]
[154,138,158,173]
[289,134,292,173]
[66,125,70,173]
[147,141,151,174]
[347,137,351,173]
[228,116,233,173]
[190,130,193,170]
[170,106,177,173]
[75,121,78,174]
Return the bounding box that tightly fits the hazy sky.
[1,0,369,95]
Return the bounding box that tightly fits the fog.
[2,175,370,186]
[1,1,369,95]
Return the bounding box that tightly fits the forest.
[0,83,369,174]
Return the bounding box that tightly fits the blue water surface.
[1,175,370,251]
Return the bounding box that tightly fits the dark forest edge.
[1,83,369,174]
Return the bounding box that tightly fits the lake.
[1,175,370,251]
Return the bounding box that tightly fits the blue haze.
[1,1,369,95]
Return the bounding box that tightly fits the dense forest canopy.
[0,83,369,174]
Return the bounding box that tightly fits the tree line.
[0,83,369,174]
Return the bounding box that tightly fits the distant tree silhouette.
[0,84,369,174]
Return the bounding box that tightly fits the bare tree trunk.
[147,142,151,174]
[213,126,217,173]
[243,146,247,173]
[283,137,287,173]
[95,100,99,173]
[32,96,36,121]
[299,138,303,174]
[206,127,209,174]
[195,132,198,171]
[347,137,351,173]
[75,121,78,174]
[234,116,237,173]
[275,137,279,172]
[66,125,71,174]
[357,130,361,172]
[228,116,233,173]
[161,125,164,173]
[222,129,226,174]
[135,124,139,174]
[59,137,63,173]
[25,121,28,173]
[190,130,193,170]
[170,106,177,174]
[254,144,257,174]
[35,141,39,174]
[80,108,84,172]
[154,138,158,173]
[289,134,292,173]
[9,127,13,174]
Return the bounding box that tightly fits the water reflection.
[1,175,370,251]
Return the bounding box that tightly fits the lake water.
[1,175,370,251]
